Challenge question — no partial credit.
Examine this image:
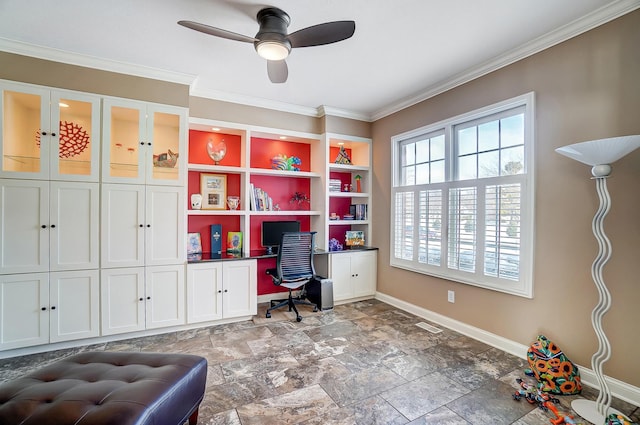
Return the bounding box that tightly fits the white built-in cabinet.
[329,250,377,302]
[0,179,100,274]
[102,98,186,186]
[0,81,101,181]
[0,270,100,350]
[100,265,185,336]
[186,260,257,323]
[101,184,185,268]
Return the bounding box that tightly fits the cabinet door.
[330,254,354,301]
[50,182,99,271]
[50,91,100,182]
[49,270,99,343]
[146,104,186,186]
[187,262,223,323]
[100,267,145,335]
[102,98,146,184]
[101,184,145,268]
[145,185,185,266]
[352,250,377,298]
[223,260,257,319]
[145,265,185,329]
[0,83,51,179]
[0,179,49,274]
[0,273,49,350]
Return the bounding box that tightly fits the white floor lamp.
[556,135,640,425]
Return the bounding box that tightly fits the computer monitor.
[261,220,301,254]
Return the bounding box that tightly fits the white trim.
[0,38,196,86]
[370,0,640,121]
[375,291,640,408]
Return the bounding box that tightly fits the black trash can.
[305,278,334,310]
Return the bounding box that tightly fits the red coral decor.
[36,121,90,158]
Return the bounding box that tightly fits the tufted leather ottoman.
[0,351,207,425]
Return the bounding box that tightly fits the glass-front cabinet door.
[1,83,50,179]
[50,91,100,181]
[102,98,185,185]
[0,81,100,181]
[0,83,100,181]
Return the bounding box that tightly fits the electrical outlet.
[448,290,455,303]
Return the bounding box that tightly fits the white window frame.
[390,93,535,298]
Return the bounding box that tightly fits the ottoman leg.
[189,408,199,425]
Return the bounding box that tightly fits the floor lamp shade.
[555,135,640,424]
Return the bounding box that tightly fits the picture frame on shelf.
[200,173,227,210]
[187,233,202,255]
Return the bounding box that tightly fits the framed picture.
[187,232,202,254]
[200,173,227,210]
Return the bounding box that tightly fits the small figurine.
[543,401,582,425]
[512,378,559,407]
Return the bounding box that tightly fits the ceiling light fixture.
[255,40,290,61]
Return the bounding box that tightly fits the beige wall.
[0,52,189,106]
[372,10,640,386]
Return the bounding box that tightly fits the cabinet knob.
[146,296,151,300]
[41,307,47,311]
[147,142,152,146]
[50,224,56,228]
[41,131,48,136]
[41,225,47,229]
[139,224,144,228]
[140,141,145,146]
[146,224,151,228]
[224,289,228,293]
[51,132,57,137]
[51,306,56,310]
[139,297,144,301]
[217,290,222,293]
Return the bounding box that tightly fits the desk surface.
[187,246,378,263]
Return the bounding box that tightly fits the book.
[187,233,202,254]
[226,231,243,253]
[210,224,222,255]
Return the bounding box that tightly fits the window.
[391,93,534,297]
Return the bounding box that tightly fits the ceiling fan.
[178,7,355,83]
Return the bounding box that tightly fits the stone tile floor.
[1,299,638,424]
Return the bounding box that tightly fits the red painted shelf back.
[189,130,242,166]
[251,138,310,171]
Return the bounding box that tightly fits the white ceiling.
[0,0,637,121]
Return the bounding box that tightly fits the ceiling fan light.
[256,41,290,61]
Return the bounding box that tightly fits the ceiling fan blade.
[178,20,257,43]
[267,60,288,83]
[287,21,355,48]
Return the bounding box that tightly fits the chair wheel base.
[296,316,302,322]
[266,312,271,318]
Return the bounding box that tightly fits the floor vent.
[415,322,443,334]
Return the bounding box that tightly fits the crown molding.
[190,85,320,118]
[370,0,640,121]
[317,106,371,122]
[0,37,196,86]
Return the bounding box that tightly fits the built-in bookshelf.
[185,119,372,256]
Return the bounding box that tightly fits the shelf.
[329,192,369,198]
[249,168,321,179]
[329,220,369,225]
[329,163,369,172]
[188,209,247,216]
[250,210,322,216]
[187,163,245,174]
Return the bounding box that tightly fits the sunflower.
[560,380,577,394]
[560,361,574,375]
[535,359,549,372]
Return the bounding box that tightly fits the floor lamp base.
[571,399,623,424]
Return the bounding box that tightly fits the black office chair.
[266,231,319,322]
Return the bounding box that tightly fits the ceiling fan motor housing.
[254,7,292,56]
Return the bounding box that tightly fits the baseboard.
[375,292,640,408]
